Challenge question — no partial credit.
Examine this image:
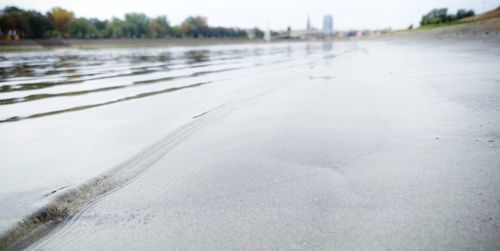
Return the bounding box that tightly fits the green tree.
[25,10,53,38]
[104,17,128,38]
[69,18,99,38]
[169,26,182,38]
[252,28,264,39]
[1,6,30,37]
[180,16,208,37]
[1,5,268,40]
[49,7,74,38]
[420,8,446,25]
[420,8,474,26]
[88,18,108,37]
[148,16,170,38]
[456,9,475,19]
[124,13,149,38]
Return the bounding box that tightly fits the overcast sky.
[2,0,499,30]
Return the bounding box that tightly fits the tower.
[306,15,311,31]
[323,15,333,37]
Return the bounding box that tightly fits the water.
[0,42,338,234]
[0,44,319,123]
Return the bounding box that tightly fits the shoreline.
[1,18,499,52]
[0,38,277,52]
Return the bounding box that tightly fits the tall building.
[323,15,333,37]
[306,15,311,31]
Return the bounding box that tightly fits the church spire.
[306,14,311,30]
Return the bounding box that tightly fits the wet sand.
[1,23,500,250]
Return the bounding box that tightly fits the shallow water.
[0,41,340,234]
[0,44,312,122]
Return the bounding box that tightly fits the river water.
[0,42,339,233]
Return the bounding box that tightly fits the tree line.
[0,6,265,39]
[420,8,475,26]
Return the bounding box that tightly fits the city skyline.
[1,0,498,30]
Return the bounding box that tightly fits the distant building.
[306,15,311,31]
[323,15,333,37]
[264,29,271,42]
[304,15,320,39]
[288,15,326,40]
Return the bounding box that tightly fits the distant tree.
[88,18,108,37]
[69,18,99,38]
[25,10,53,38]
[252,28,264,39]
[180,16,208,37]
[104,17,128,38]
[148,16,170,38]
[50,7,74,38]
[169,26,182,38]
[0,5,268,40]
[423,8,448,25]
[124,13,149,38]
[456,9,475,19]
[0,7,54,38]
[89,18,107,30]
[1,6,30,37]
[420,8,475,26]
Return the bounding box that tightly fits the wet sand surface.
[1,32,500,249]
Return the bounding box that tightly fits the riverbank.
[2,15,499,52]
[386,17,500,42]
[0,20,499,250]
[0,38,270,52]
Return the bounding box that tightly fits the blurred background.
[1,0,499,41]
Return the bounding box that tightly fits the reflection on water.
[2,81,212,123]
[322,42,333,51]
[0,42,335,123]
[184,50,210,64]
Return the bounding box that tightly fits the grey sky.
[2,0,499,30]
